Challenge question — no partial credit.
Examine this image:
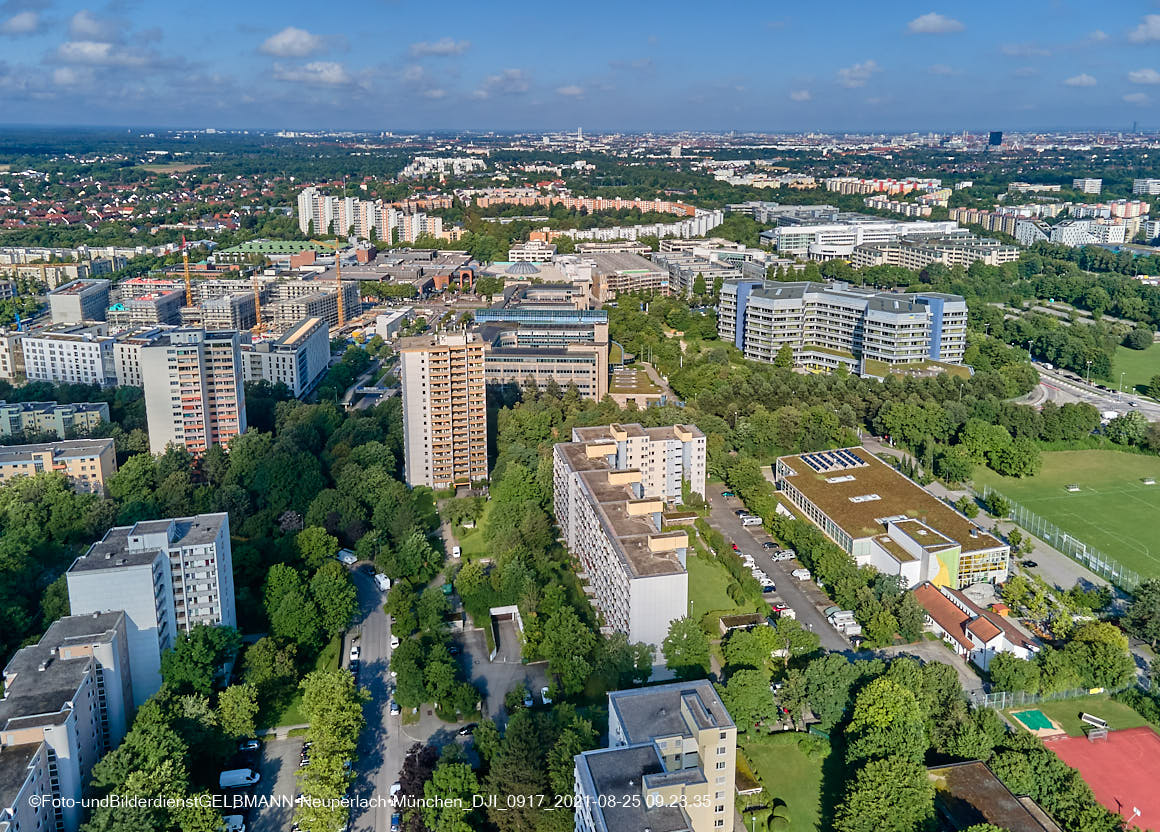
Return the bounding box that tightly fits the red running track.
[1048,726,1160,829]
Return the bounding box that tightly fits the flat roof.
[609,680,734,744]
[589,252,663,274]
[0,743,41,801]
[49,279,109,296]
[929,762,1060,832]
[0,438,113,465]
[575,745,690,832]
[778,448,1002,553]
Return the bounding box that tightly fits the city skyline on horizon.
[3,2,1160,131]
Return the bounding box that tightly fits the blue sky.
[4,1,1160,131]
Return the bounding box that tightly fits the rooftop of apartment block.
[0,437,114,465]
[0,742,42,800]
[0,612,123,731]
[609,680,734,745]
[571,422,704,444]
[575,745,690,832]
[778,447,1001,554]
[72,513,226,572]
[48,279,109,296]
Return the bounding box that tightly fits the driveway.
[458,624,548,725]
[706,483,850,652]
[249,737,300,832]
[875,639,985,698]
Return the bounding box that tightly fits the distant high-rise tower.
[399,332,488,489]
[988,131,1003,146]
[140,329,247,455]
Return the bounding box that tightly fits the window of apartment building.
[715,821,725,828]
[717,745,727,755]
[715,761,726,770]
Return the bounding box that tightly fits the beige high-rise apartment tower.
[399,332,488,489]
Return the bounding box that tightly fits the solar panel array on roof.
[798,448,869,474]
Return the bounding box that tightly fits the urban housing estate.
[574,681,737,832]
[719,280,967,376]
[553,424,705,647]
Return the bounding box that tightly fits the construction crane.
[310,239,346,328]
[251,276,265,335]
[180,236,193,306]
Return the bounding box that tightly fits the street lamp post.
[1120,372,1127,394]
[1086,359,1093,385]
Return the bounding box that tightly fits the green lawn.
[1112,344,1160,396]
[454,501,493,561]
[739,733,828,832]
[267,635,342,728]
[973,450,1160,579]
[687,552,751,627]
[1007,694,1152,737]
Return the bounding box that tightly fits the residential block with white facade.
[21,326,117,387]
[0,612,134,832]
[719,280,967,375]
[67,514,235,705]
[241,316,329,397]
[553,424,705,647]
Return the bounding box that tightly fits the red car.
[731,543,739,551]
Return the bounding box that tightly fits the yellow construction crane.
[181,236,193,306]
[310,239,346,328]
[251,277,265,335]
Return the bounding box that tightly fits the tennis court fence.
[970,685,1133,711]
[977,485,1143,592]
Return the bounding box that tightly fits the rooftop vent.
[848,494,881,503]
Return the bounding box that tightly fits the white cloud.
[1001,43,1050,57]
[1128,15,1160,43]
[837,60,879,88]
[1088,29,1108,42]
[1129,68,1160,85]
[907,12,964,34]
[261,27,327,57]
[789,89,811,101]
[409,37,469,57]
[52,66,92,86]
[68,10,116,41]
[1063,73,1096,87]
[0,10,37,34]
[56,41,149,67]
[555,84,583,97]
[1124,92,1151,105]
[273,61,351,86]
[422,88,446,99]
[472,68,529,99]
[1013,66,1038,78]
[928,63,959,76]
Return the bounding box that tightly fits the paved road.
[1035,365,1160,422]
[347,566,404,832]
[705,483,850,652]
[876,640,985,697]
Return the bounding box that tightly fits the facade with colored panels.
[399,332,488,489]
[0,438,116,494]
[775,448,1008,589]
[140,328,247,455]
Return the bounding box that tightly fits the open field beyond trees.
[974,450,1160,579]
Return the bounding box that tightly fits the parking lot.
[249,737,301,832]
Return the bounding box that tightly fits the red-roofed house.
[912,581,1039,671]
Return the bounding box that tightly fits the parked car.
[541,686,552,705]
[721,491,736,498]
[389,700,400,716]
[349,644,360,662]
[792,568,812,581]
[451,545,462,559]
[457,722,478,736]
[740,514,762,526]
[390,635,400,649]
[390,783,401,798]
[523,690,534,708]
[762,542,778,550]
[1023,560,1038,568]
[337,550,357,566]
[238,739,260,752]
[391,814,401,832]
[731,543,739,551]
[374,573,391,592]
[762,583,776,593]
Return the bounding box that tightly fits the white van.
[374,573,391,592]
[451,546,462,559]
[740,515,762,527]
[791,568,812,581]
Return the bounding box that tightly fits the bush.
[1123,327,1153,350]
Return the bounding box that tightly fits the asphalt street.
[1032,364,1160,422]
[705,483,850,652]
[250,738,300,832]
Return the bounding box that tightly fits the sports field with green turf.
[974,450,1160,579]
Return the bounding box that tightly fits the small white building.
[913,581,1038,671]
